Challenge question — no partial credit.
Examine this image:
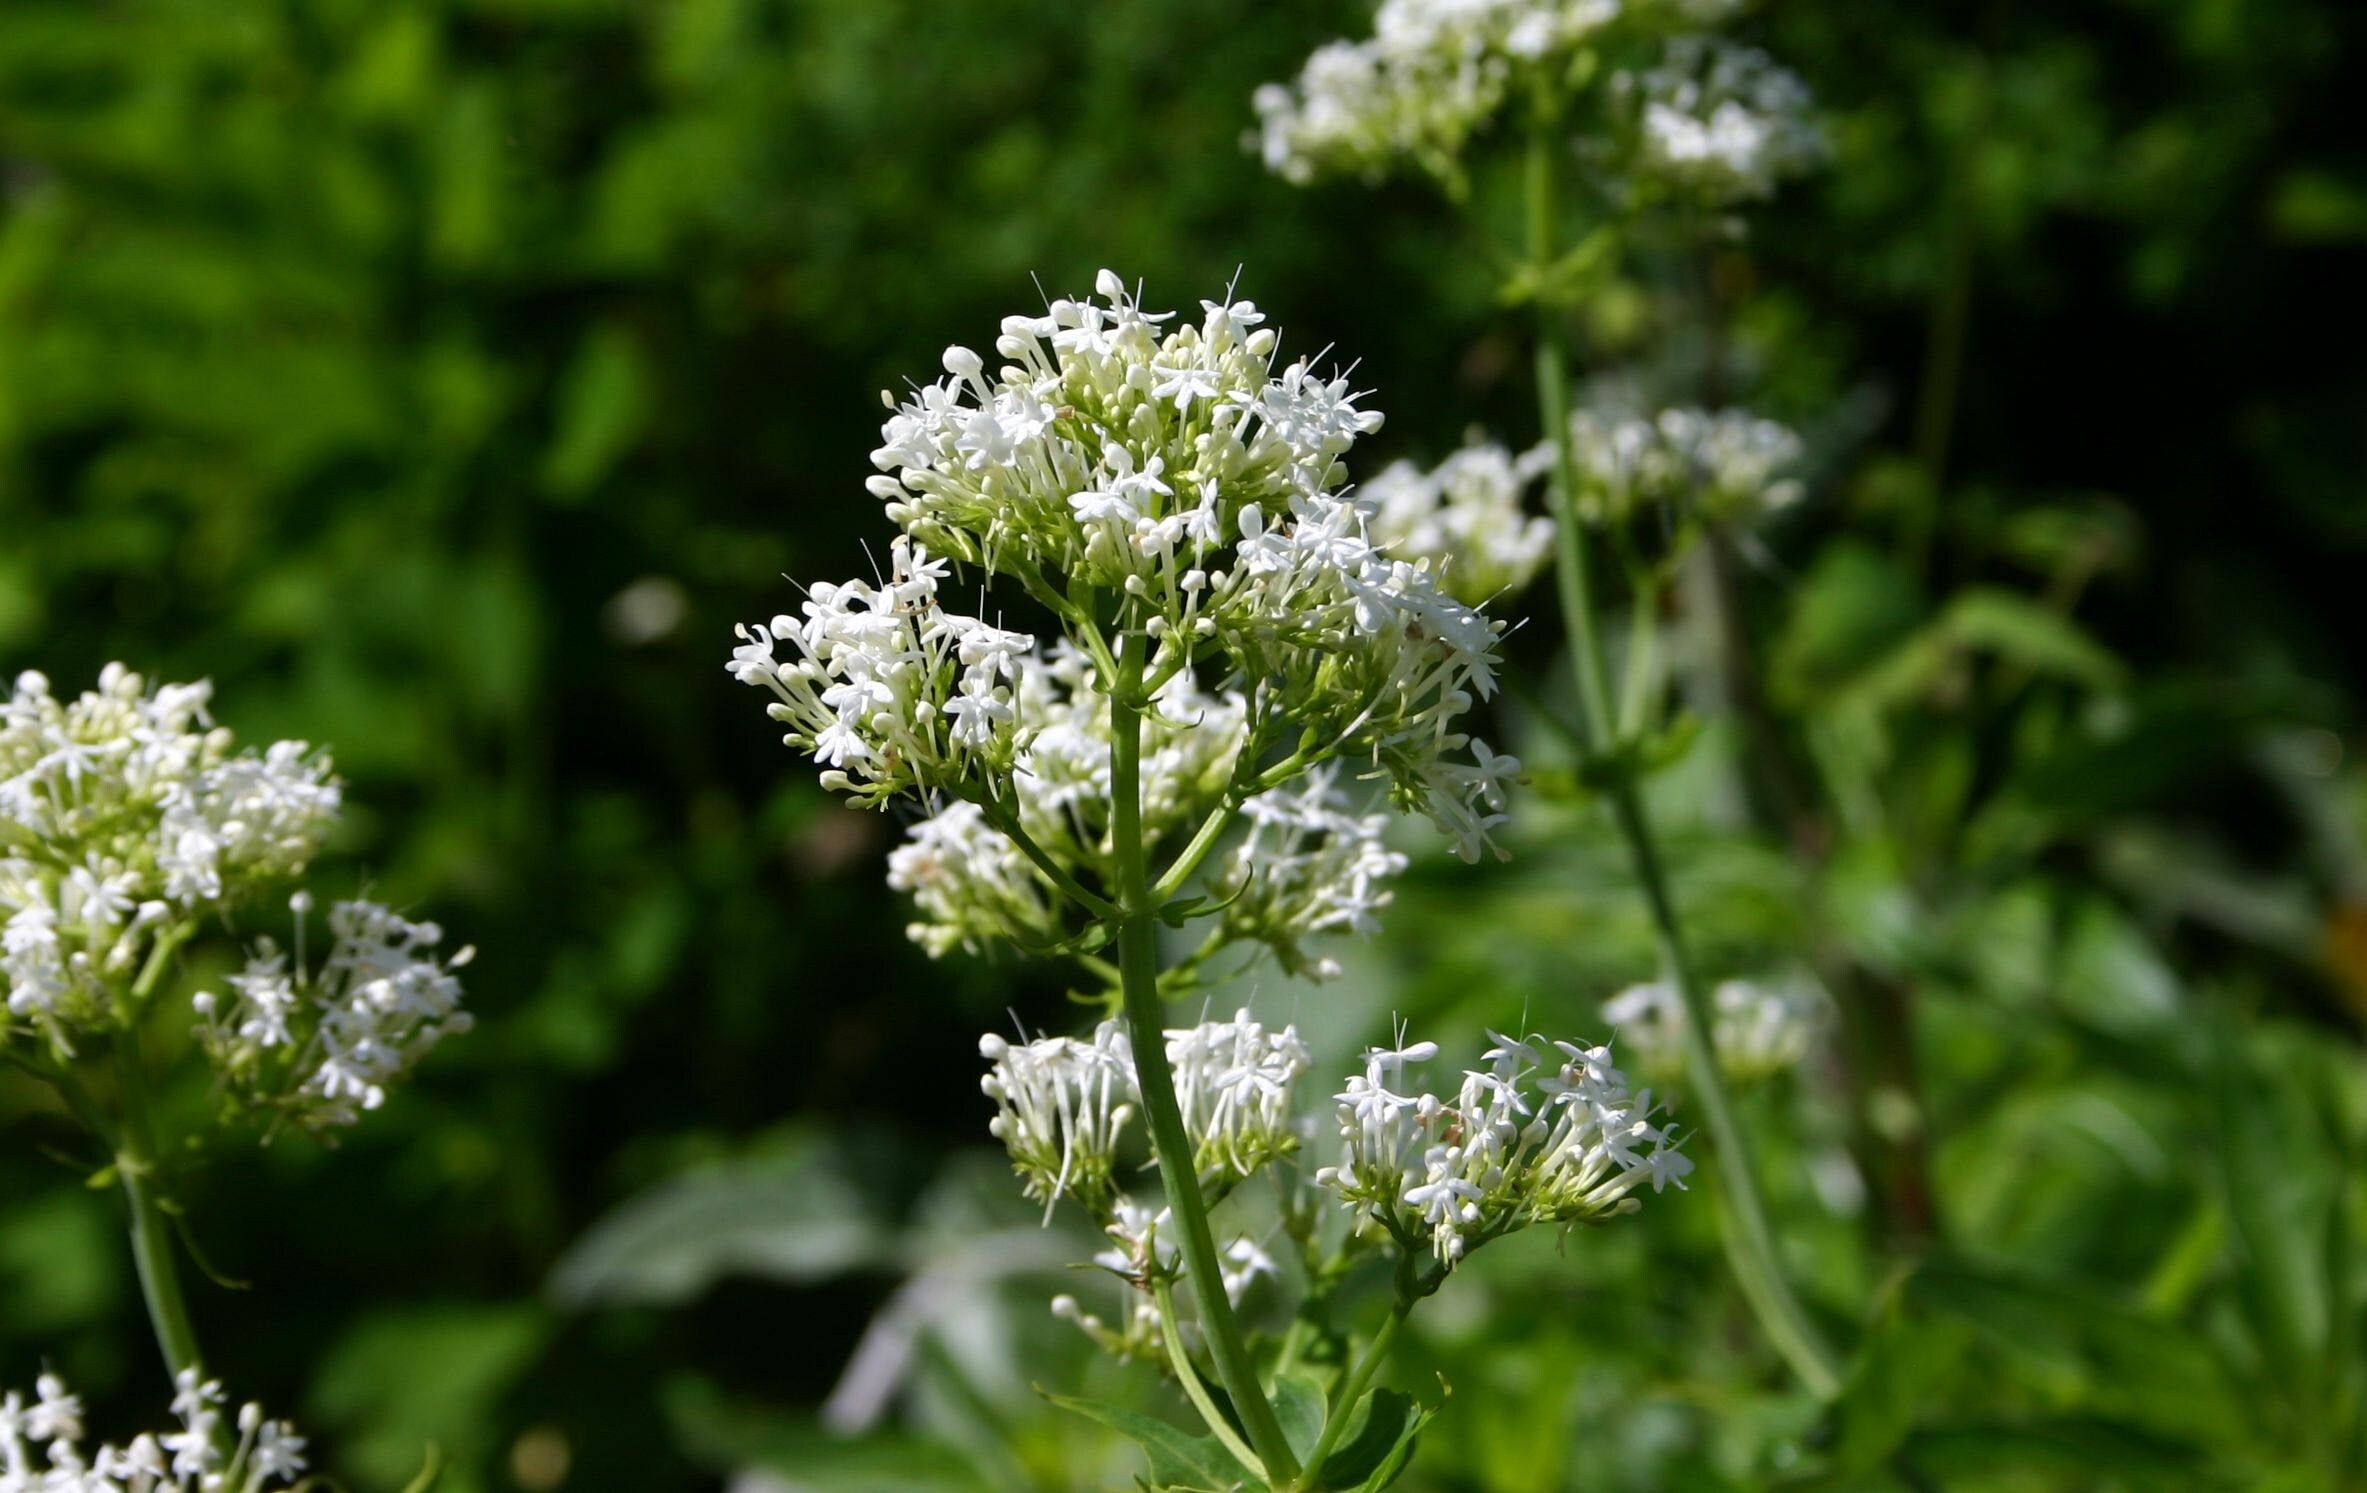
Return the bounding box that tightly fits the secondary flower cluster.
[2,667,338,1039]
[979,1010,1314,1213]
[1602,975,1823,1083]
[1318,1031,1691,1264]
[728,536,1035,807]
[1559,404,1804,525]
[734,272,1519,865]
[193,895,476,1131]
[0,1370,306,1492]
[1364,441,1557,605]
[1609,35,1822,205]
[1216,768,1412,981]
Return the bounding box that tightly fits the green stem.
[1526,114,1843,1400]
[1154,1279,1267,1476]
[114,1029,206,1383]
[975,794,1119,921]
[1292,1299,1408,1486]
[1109,634,1302,1487]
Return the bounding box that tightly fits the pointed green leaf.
[1271,1372,1326,1465]
[1039,1389,1253,1490]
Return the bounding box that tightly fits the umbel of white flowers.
[1557,404,1805,525]
[1,665,472,1131]
[0,1369,306,1492]
[1606,35,1823,205]
[194,894,476,1132]
[1250,0,1805,191]
[1319,1030,1692,1264]
[1,666,338,1038]
[731,270,1521,878]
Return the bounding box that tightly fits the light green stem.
[1109,633,1302,1487]
[114,1030,206,1383]
[1154,1279,1267,1475]
[1526,115,1843,1400]
[1291,1299,1408,1487]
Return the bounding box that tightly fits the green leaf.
[1309,1388,1433,1491]
[1272,1373,1326,1466]
[1039,1389,1253,1490]
[550,1139,889,1307]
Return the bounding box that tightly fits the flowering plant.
[732,272,1683,1490]
[1,664,469,1471]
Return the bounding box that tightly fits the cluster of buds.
[193,895,477,1131]
[1557,405,1804,526]
[1363,441,1557,605]
[1609,36,1823,206]
[0,1369,307,1491]
[2,667,339,1040]
[1318,1031,1691,1265]
[1602,975,1824,1083]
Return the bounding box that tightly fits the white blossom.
[0,1369,305,1492]
[979,1020,1137,1216]
[1546,404,1804,526]
[1317,1028,1690,1264]
[1610,36,1822,204]
[193,896,474,1131]
[1365,440,1556,604]
[1601,974,1823,1082]
[729,536,1035,806]
[1217,769,1414,980]
[1165,1009,1314,1184]
[1,665,338,1039]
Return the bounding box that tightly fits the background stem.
[1526,115,1844,1400]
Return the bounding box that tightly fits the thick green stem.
[1109,635,1302,1487]
[1526,116,1843,1400]
[114,1031,206,1383]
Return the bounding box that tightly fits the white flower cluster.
[979,1010,1313,1213]
[739,272,1517,865]
[1252,0,1626,186]
[1602,975,1822,1082]
[194,896,474,1131]
[0,1369,305,1492]
[1556,405,1803,525]
[2,666,339,1039]
[1612,36,1822,204]
[1364,441,1556,604]
[1318,1031,1691,1264]
[1217,769,1412,981]
[1052,1204,1282,1363]
[729,537,1035,807]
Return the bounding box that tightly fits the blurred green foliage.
[2,0,2363,1487]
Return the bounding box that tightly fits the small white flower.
[0,1370,307,1491]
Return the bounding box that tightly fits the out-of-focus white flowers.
[1365,441,1557,604]
[1317,1029,1690,1264]
[1602,974,1823,1082]
[0,1369,307,1491]
[1052,1203,1280,1363]
[2,666,338,1039]
[1557,405,1804,525]
[1611,36,1822,205]
[194,895,475,1132]
[1217,768,1412,982]
[1252,0,1630,186]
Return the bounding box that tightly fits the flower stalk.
[1110,634,1302,1487]
[1525,112,1842,1400]
[114,1027,207,1383]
